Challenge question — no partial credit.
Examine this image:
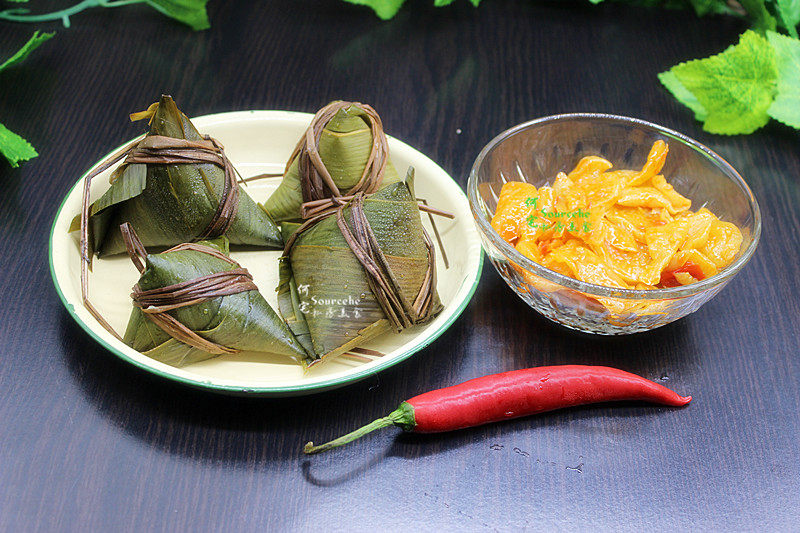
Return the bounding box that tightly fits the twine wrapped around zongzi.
[282,191,439,335]
[290,101,390,220]
[88,134,242,243]
[121,223,256,355]
[336,193,437,330]
[79,130,243,340]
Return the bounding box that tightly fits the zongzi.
[72,94,283,257]
[263,101,403,222]
[278,175,443,365]
[120,223,309,368]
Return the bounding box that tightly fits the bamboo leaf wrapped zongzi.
[262,101,403,222]
[120,223,310,368]
[72,95,283,257]
[278,175,443,365]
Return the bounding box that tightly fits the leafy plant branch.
[0,0,211,167]
[0,31,54,168]
[0,0,210,31]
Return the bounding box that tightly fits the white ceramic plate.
[49,110,483,396]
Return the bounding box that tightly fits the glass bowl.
[468,113,761,335]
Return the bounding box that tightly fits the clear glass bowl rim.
[467,112,762,300]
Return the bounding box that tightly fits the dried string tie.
[111,134,241,239]
[336,194,438,330]
[79,125,242,340]
[290,101,388,220]
[283,193,438,333]
[285,101,452,267]
[121,223,256,355]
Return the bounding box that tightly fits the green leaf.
[0,30,54,73]
[739,0,778,31]
[687,0,727,15]
[774,0,800,37]
[658,70,708,121]
[766,31,800,128]
[342,0,406,19]
[434,0,481,5]
[0,122,38,168]
[145,0,210,31]
[5,0,30,3]
[0,31,52,167]
[663,30,778,134]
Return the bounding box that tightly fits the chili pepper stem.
[303,402,415,454]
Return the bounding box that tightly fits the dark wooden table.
[1,1,798,530]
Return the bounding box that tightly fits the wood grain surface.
[1,1,798,531]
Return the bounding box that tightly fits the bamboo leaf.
[263,105,403,223]
[279,182,442,363]
[78,95,284,256]
[124,237,310,367]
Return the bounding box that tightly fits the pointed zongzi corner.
[121,225,311,368]
[263,101,402,223]
[72,95,283,256]
[278,177,443,365]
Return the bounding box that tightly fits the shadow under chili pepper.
[301,451,391,487]
[300,439,438,488]
[301,398,683,487]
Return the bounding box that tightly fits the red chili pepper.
[303,365,691,454]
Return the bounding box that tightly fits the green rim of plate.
[48,110,484,395]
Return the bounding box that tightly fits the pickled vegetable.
[491,141,743,314]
